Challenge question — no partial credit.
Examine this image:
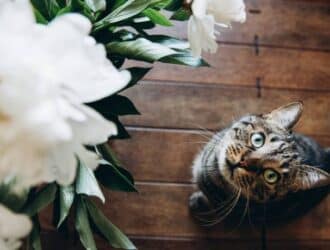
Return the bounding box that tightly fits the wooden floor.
[42,0,330,249]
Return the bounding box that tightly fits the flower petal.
[0,204,31,250]
[188,15,218,57]
[208,0,246,25]
[191,0,207,18]
[70,104,117,145]
[47,143,78,185]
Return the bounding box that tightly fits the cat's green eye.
[251,132,265,148]
[263,169,279,184]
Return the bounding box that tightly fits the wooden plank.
[124,44,330,91]
[95,183,330,240]
[98,183,260,240]
[120,83,330,135]
[111,128,330,183]
[151,0,330,50]
[39,232,330,250]
[111,128,202,183]
[130,237,261,250]
[127,238,330,250]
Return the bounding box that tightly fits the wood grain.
[124,44,330,91]
[111,128,330,183]
[40,232,330,250]
[125,238,330,250]
[97,183,330,240]
[120,83,330,135]
[42,231,330,250]
[151,0,330,50]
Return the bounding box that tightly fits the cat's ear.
[265,102,303,129]
[290,165,330,192]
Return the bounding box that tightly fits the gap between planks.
[138,79,330,94]
[123,125,330,141]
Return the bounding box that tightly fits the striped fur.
[190,102,330,223]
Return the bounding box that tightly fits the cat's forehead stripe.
[240,121,255,128]
[238,115,290,135]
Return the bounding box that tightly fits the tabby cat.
[190,102,330,224]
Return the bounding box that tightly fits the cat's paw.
[189,191,212,214]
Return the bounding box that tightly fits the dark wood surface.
[126,45,330,90]
[41,1,330,249]
[39,232,330,250]
[100,185,330,241]
[120,83,330,135]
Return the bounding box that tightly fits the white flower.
[0,204,32,250]
[0,0,131,188]
[188,0,246,57]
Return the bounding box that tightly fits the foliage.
[11,0,208,249]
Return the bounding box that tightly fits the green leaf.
[29,216,42,250]
[111,0,127,10]
[85,199,136,250]
[45,0,61,18]
[31,0,49,20]
[142,8,172,26]
[171,7,191,21]
[96,144,121,167]
[85,0,106,12]
[164,0,183,11]
[131,19,156,30]
[161,52,209,67]
[151,0,173,9]
[125,67,152,89]
[95,144,137,192]
[22,184,57,216]
[0,180,29,212]
[76,160,105,203]
[88,95,140,117]
[57,185,75,228]
[112,117,131,139]
[146,35,209,67]
[107,38,177,62]
[94,0,150,30]
[95,162,137,192]
[75,197,97,250]
[55,5,73,16]
[148,35,189,50]
[33,7,48,24]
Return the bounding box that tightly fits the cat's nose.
[240,158,260,173]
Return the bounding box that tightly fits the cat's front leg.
[189,191,213,214]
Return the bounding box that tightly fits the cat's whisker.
[181,140,212,145]
[194,191,241,225]
[194,189,240,216]
[246,193,258,232]
[192,123,216,136]
[215,190,241,216]
[204,189,241,226]
[195,133,214,141]
[192,124,224,143]
[227,189,249,233]
[199,189,241,225]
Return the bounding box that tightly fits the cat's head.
[217,102,329,202]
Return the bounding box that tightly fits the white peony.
[0,0,131,188]
[187,0,246,57]
[0,204,32,250]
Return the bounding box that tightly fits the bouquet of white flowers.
[0,0,245,249]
